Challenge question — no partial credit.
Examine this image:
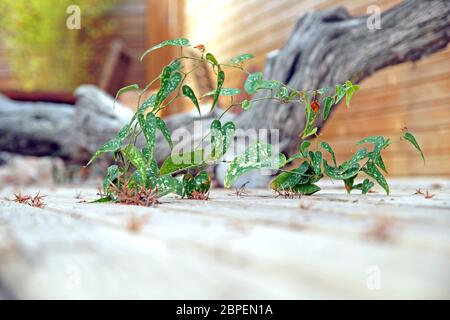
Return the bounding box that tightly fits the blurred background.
[0,0,449,187]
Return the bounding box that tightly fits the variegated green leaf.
[255,80,280,90]
[270,161,310,190]
[230,53,254,64]
[137,113,156,161]
[156,71,182,108]
[153,175,183,197]
[140,38,190,61]
[309,151,323,175]
[182,85,201,115]
[167,59,181,72]
[137,94,156,114]
[183,171,211,197]
[300,140,311,157]
[401,131,425,163]
[290,183,321,195]
[218,88,241,96]
[241,99,252,110]
[335,84,345,103]
[222,121,236,156]
[276,86,289,100]
[362,161,389,195]
[320,141,336,166]
[323,160,360,180]
[140,149,159,177]
[206,52,219,67]
[244,72,263,94]
[357,136,386,161]
[160,149,205,175]
[123,144,147,186]
[202,88,241,97]
[361,179,374,194]
[86,124,130,166]
[340,148,369,171]
[114,84,139,107]
[155,66,172,107]
[155,116,173,149]
[323,96,335,120]
[374,154,387,173]
[224,142,286,188]
[211,70,225,112]
[210,120,222,160]
[103,165,122,194]
[209,120,236,160]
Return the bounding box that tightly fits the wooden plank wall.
[0,43,13,89]
[184,0,450,176]
[0,0,149,90]
[109,0,148,86]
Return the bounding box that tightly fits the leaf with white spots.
[401,131,425,164]
[140,38,190,61]
[230,53,254,64]
[323,160,360,180]
[86,124,131,166]
[122,144,147,186]
[241,99,252,110]
[270,161,310,191]
[225,142,286,188]
[320,141,336,166]
[137,113,156,161]
[340,148,369,172]
[156,116,173,149]
[290,183,321,195]
[182,85,201,116]
[160,149,205,175]
[244,72,263,94]
[211,70,225,112]
[309,151,323,175]
[362,161,389,195]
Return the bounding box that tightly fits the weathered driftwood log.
[0,0,449,184]
[0,87,134,164]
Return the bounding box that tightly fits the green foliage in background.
[86,38,425,202]
[0,0,116,91]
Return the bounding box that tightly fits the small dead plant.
[109,179,161,207]
[363,215,394,243]
[126,213,149,233]
[190,190,210,200]
[13,192,46,208]
[234,181,249,197]
[275,189,302,199]
[413,188,435,199]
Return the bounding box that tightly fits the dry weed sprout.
[424,190,435,199]
[363,215,394,242]
[13,192,46,208]
[13,193,31,204]
[126,213,149,233]
[413,188,435,199]
[109,179,161,207]
[275,189,302,199]
[189,190,210,200]
[234,181,249,197]
[299,202,313,210]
